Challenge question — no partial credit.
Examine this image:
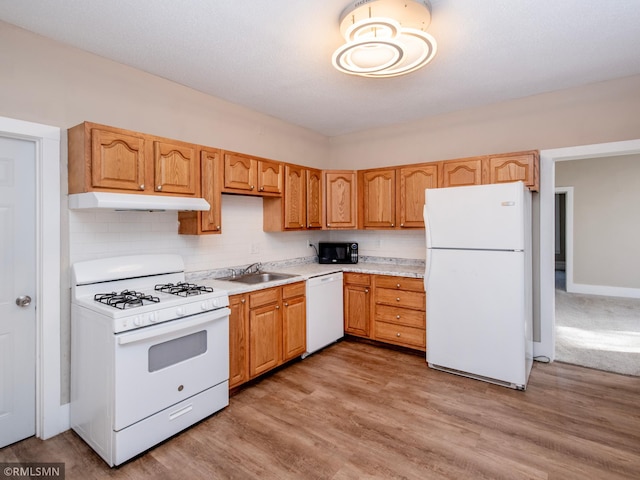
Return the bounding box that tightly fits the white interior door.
[0,135,36,447]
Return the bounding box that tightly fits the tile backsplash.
[69,194,426,273]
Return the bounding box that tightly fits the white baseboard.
[567,282,640,299]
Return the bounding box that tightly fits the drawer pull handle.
[169,404,193,421]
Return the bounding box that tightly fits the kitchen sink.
[219,272,298,284]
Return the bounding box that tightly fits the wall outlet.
[307,239,313,248]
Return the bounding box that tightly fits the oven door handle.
[117,307,230,346]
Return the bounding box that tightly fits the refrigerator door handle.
[424,204,432,292]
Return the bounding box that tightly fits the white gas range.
[70,254,230,467]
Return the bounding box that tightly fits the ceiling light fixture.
[332,0,437,78]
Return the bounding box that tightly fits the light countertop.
[193,260,425,296]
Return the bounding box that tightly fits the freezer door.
[426,248,531,387]
[425,182,527,250]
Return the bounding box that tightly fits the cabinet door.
[224,152,257,192]
[324,171,357,229]
[487,152,539,191]
[229,294,248,388]
[153,140,198,195]
[201,149,221,232]
[398,165,438,228]
[282,295,306,361]
[306,168,323,229]
[361,169,396,228]
[344,284,371,337]
[258,160,283,194]
[441,158,482,188]
[249,302,281,378]
[283,164,306,230]
[91,128,146,192]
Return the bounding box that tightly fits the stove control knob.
[149,312,158,323]
[176,307,186,317]
[201,301,211,311]
[133,316,142,326]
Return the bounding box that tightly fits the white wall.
[556,154,640,291]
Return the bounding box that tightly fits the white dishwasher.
[304,272,344,357]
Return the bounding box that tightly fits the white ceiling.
[2,0,640,137]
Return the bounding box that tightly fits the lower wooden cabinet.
[344,273,426,351]
[229,282,306,389]
[343,273,371,337]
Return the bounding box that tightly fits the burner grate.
[94,290,160,310]
[155,282,214,297]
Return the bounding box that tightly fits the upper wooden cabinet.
[178,148,222,235]
[263,164,323,231]
[359,164,439,230]
[486,151,539,191]
[397,164,438,228]
[306,168,323,229]
[441,158,483,188]
[153,140,198,195]
[324,170,357,229]
[440,151,539,191]
[68,122,199,196]
[222,151,282,196]
[359,169,396,229]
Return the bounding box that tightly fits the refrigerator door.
[425,182,526,251]
[426,248,531,388]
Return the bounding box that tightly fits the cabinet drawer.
[344,272,371,287]
[282,281,305,299]
[376,288,425,310]
[375,275,424,292]
[374,322,426,349]
[249,287,280,308]
[375,304,425,329]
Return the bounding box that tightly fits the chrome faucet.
[242,262,262,275]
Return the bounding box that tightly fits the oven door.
[113,307,230,431]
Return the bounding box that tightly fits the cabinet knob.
[284,302,289,307]
[364,289,369,294]
[396,297,401,301]
[250,185,255,190]
[156,185,162,191]
[400,223,404,227]
[216,226,220,230]
[396,315,400,319]
[396,283,401,288]
[308,224,311,228]
[396,332,401,337]
[241,299,246,304]
[139,184,145,190]
[259,187,264,191]
[276,305,280,309]
[391,223,394,227]
[300,224,304,227]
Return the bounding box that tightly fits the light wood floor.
[2,340,639,479]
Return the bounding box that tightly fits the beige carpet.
[555,272,640,376]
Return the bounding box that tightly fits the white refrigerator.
[423,181,533,390]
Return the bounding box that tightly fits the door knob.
[16,295,32,307]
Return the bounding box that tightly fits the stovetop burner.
[154,282,214,297]
[94,290,161,310]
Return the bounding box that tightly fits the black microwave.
[318,242,358,264]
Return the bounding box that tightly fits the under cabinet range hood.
[68,192,210,212]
